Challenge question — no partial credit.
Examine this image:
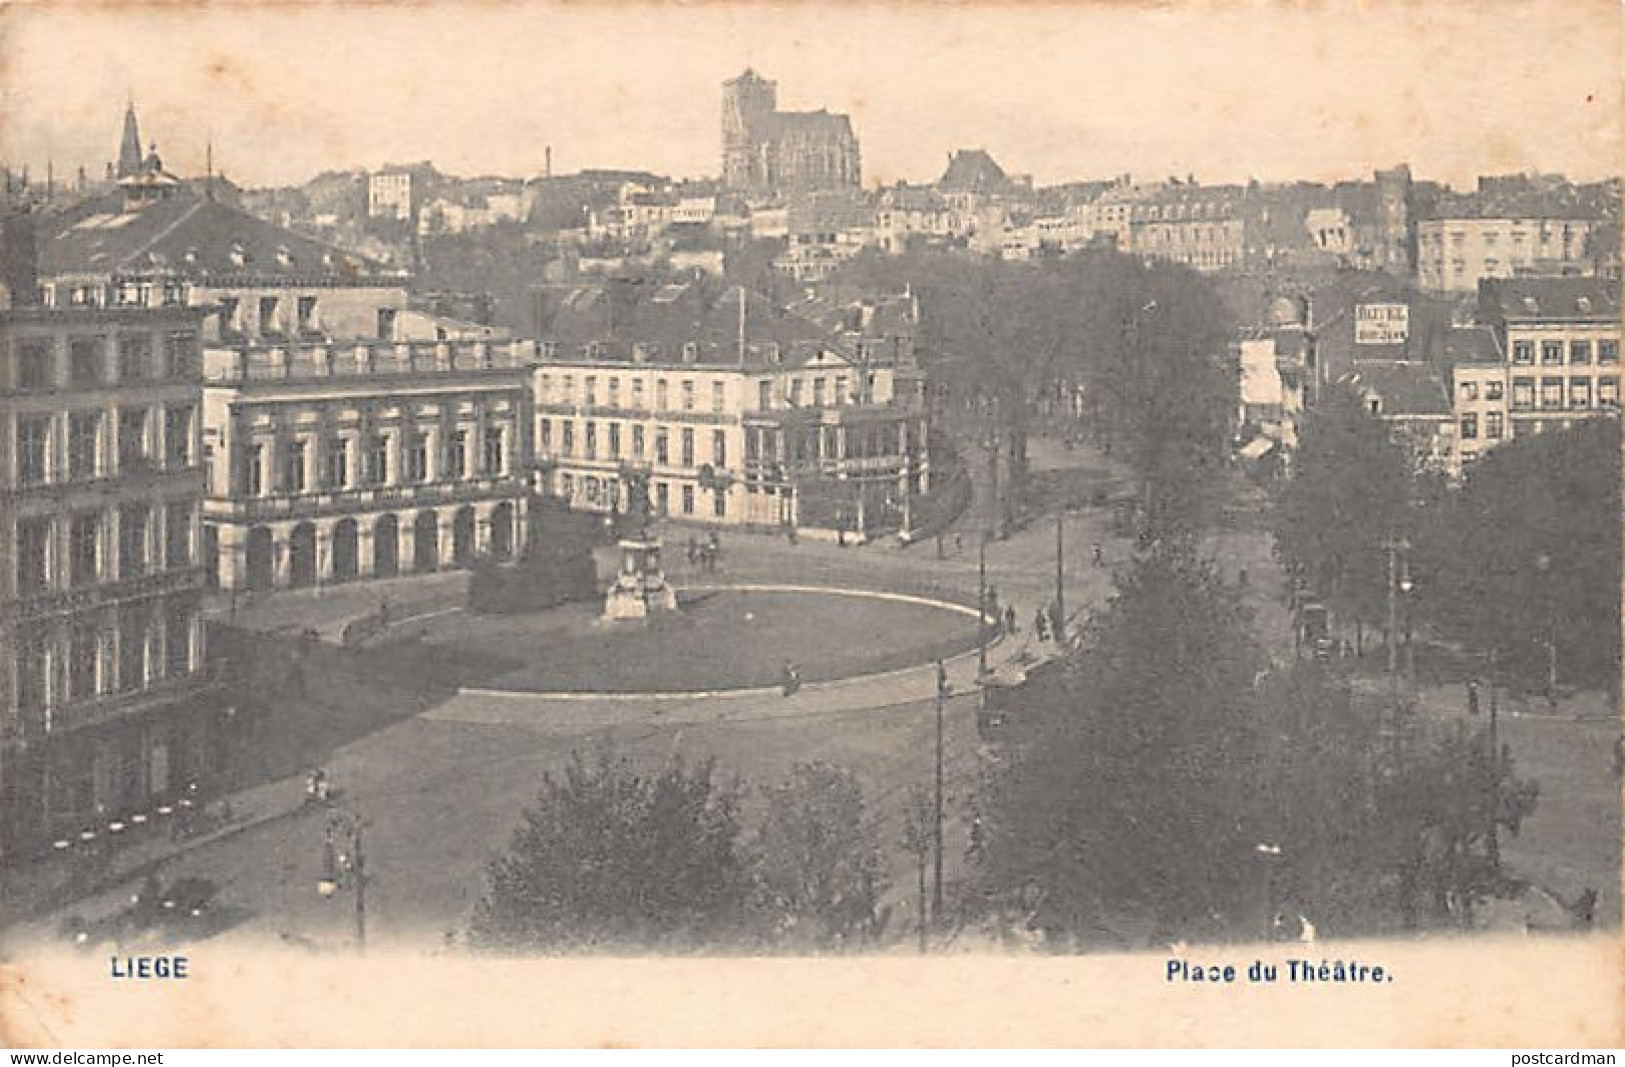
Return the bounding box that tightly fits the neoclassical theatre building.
[201,339,532,592]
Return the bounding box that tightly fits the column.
[316,519,337,582]
[216,524,243,591]
[356,520,376,577]
[399,515,417,574]
[437,510,457,567]
[271,528,291,588]
[474,506,492,556]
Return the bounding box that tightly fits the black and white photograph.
[0,0,1619,1049]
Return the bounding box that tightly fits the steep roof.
[938,149,1009,193]
[1477,277,1620,322]
[1340,361,1452,418]
[39,185,400,284]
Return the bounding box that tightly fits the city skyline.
[2,2,1621,191]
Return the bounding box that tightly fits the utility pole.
[1486,647,1501,870]
[933,665,946,929]
[353,822,367,950]
[1054,510,1065,642]
[976,532,988,702]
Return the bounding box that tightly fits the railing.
[21,667,221,742]
[206,340,537,383]
[214,476,525,521]
[8,566,206,617]
[1,463,204,501]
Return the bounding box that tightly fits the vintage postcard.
[0,0,1621,1049]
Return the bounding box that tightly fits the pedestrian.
[954,533,963,556]
[935,533,945,560]
[1237,566,1248,587]
[378,597,390,627]
[1467,679,1481,717]
[935,659,949,697]
[686,536,698,566]
[1092,543,1103,567]
[1004,605,1017,635]
[1033,609,1049,642]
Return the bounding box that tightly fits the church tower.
[117,102,144,178]
[721,69,776,192]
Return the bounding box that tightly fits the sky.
[1,1,1621,192]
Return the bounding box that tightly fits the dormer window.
[1522,297,1539,314]
[183,249,199,267]
[229,243,248,268]
[682,342,699,363]
[1577,297,1593,314]
[276,246,295,269]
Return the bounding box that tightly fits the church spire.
[117,101,143,178]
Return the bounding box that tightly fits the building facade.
[1,295,217,857]
[720,70,861,196]
[1416,214,1600,293]
[1449,278,1622,467]
[532,285,928,541]
[200,339,532,592]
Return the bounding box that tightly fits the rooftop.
[1477,277,1621,321]
[1339,361,1453,418]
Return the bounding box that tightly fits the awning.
[1237,437,1277,461]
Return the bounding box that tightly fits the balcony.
[9,566,207,618]
[212,475,525,522]
[27,668,221,742]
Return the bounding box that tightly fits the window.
[713,487,727,518]
[608,378,620,409]
[407,433,428,483]
[365,436,388,486]
[204,444,215,493]
[1571,340,1592,364]
[1570,378,1592,408]
[15,634,47,713]
[631,379,644,408]
[286,440,308,492]
[561,421,575,456]
[69,511,100,586]
[790,379,804,406]
[682,380,695,412]
[119,504,149,579]
[712,429,727,467]
[655,481,669,514]
[311,436,341,488]
[219,296,242,337]
[633,425,646,458]
[655,427,670,464]
[608,423,621,458]
[711,381,725,412]
[164,405,192,468]
[1540,377,1564,408]
[16,517,51,594]
[483,426,505,474]
[69,622,98,699]
[1459,413,1478,440]
[119,605,149,691]
[117,407,149,472]
[164,331,197,377]
[447,430,467,479]
[259,296,281,335]
[758,381,771,409]
[1512,378,1535,410]
[1513,340,1534,365]
[1541,340,1563,365]
[813,378,827,406]
[539,419,553,454]
[538,373,552,403]
[1459,381,1479,402]
[1486,411,1504,439]
[376,307,397,341]
[69,337,103,384]
[296,296,318,335]
[16,416,49,485]
[655,379,669,411]
[165,503,191,567]
[117,334,153,381]
[165,606,191,677]
[585,376,598,407]
[835,376,849,404]
[16,339,52,390]
[1601,340,1619,364]
[1486,380,1505,401]
[1599,376,1619,408]
[681,427,695,466]
[247,443,265,495]
[585,421,598,460]
[681,484,695,514]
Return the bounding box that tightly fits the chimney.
[545,145,552,179]
[1,210,41,308]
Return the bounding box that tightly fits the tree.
[749,762,888,950]
[1414,418,1621,691]
[1272,387,1415,641]
[975,545,1268,945]
[468,751,750,952]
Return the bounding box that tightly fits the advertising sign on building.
[1355,302,1410,345]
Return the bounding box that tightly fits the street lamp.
[1534,552,1556,709]
[1255,842,1283,939]
[317,810,367,950]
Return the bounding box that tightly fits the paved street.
[9,433,1615,953]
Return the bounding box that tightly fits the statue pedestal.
[601,537,678,624]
